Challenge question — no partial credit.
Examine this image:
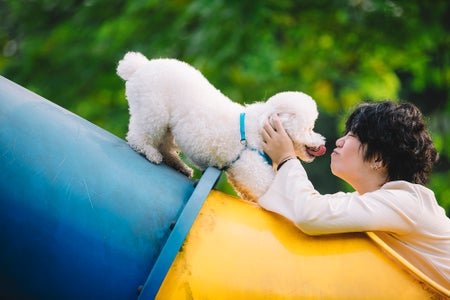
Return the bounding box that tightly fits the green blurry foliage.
[1,0,448,214]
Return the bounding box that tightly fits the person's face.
[330,132,370,184]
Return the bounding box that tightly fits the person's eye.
[347,133,359,140]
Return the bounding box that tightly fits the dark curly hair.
[345,101,438,185]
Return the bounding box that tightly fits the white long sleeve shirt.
[258,159,450,289]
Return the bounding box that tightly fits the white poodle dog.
[117,52,326,201]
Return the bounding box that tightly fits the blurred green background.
[1,0,448,214]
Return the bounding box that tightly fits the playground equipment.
[0,76,448,299]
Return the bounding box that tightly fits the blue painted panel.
[0,76,195,299]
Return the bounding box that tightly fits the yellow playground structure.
[158,190,449,299]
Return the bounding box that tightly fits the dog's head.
[263,91,326,162]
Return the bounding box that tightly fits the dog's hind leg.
[159,130,193,178]
[126,116,165,164]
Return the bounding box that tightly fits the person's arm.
[259,159,418,235]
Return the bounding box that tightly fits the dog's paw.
[129,143,163,164]
[178,166,194,178]
[145,151,163,164]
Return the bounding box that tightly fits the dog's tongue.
[307,145,326,157]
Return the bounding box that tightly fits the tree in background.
[1,0,448,213]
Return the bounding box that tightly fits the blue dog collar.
[239,113,272,165]
[240,112,247,145]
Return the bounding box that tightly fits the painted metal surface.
[158,190,443,299]
[0,76,195,299]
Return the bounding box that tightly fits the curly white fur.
[117,52,325,201]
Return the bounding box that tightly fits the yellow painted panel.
[158,190,443,299]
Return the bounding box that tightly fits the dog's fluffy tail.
[117,52,149,81]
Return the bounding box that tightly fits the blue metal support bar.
[138,167,222,299]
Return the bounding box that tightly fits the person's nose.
[335,136,344,147]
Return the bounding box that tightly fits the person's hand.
[261,114,297,166]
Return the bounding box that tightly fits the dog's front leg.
[226,151,275,202]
